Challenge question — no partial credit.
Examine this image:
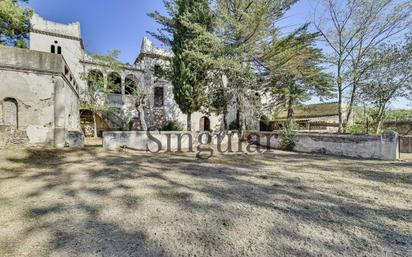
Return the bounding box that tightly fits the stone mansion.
[0,13,232,147]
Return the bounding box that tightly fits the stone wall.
[248,131,399,160]
[30,13,85,91]
[0,126,29,147]
[103,131,238,151]
[0,46,82,147]
[400,136,412,153]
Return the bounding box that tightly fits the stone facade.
[28,13,231,136]
[0,45,81,147]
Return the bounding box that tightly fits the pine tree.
[149,0,215,131]
[262,26,334,128]
[213,0,298,131]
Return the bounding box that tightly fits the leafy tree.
[314,0,412,132]
[209,82,232,130]
[384,109,412,122]
[149,0,215,131]
[0,0,32,48]
[359,41,412,134]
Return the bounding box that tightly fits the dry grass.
[0,146,411,257]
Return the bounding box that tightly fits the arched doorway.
[200,116,211,132]
[80,109,110,137]
[3,98,18,129]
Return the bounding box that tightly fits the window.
[87,70,104,92]
[3,98,18,129]
[57,46,62,55]
[107,72,122,94]
[51,45,55,54]
[154,87,164,107]
[125,75,138,95]
[154,65,161,77]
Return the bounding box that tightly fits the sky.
[28,0,410,108]
[28,0,314,63]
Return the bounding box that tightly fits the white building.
[29,13,229,136]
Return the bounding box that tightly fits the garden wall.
[400,136,412,153]
[248,131,399,160]
[103,131,239,151]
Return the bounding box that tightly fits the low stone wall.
[400,136,412,153]
[0,126,29,148]
[103,131,239,151]
[0,126,84,148]
[65,131,85,148]
[248,131,399,160]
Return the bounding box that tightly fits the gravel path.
[0,147,411,257]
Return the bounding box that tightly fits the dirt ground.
[0,146,411,257]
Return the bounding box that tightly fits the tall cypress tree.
[149,0,214,131]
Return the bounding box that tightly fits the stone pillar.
[121,75,126,95]
[380,131,399,160]
[54,77,66,148]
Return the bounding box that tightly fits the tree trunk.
[344,82,357,132]
[138,106,147,131]
[337,64,343,133]
[93,111,98,138]
[187,112,192,131]
[223,110,228,130]
[286,95,295,130]
[375,106,386,135]
[236,97,241,130]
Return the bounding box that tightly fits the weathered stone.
[0,46,81,148]
[251,131,400,161]
[65,131,84,148]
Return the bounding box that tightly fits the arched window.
[125,75,138,95]
[57,46,62,55]
[107,72,122,94]
[3,98,18,129]
[87,70,104,92]
[51,45,55,54]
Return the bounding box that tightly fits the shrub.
[161,121,184,131]
[280,124,296,151]
[346,123,367,135]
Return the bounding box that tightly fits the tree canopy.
[0,0,32,48]
[149,0,215,131]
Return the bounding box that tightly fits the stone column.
[54,77,66,148]
[380,131,399,160]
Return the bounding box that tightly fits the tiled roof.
[276,102,340,119]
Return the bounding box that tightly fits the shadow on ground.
[0,146,411,257]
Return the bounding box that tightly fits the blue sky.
[28,0,410,108]
[29,0,167,64]
[28,0,313,63]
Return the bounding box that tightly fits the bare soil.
[0,146,411,257]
